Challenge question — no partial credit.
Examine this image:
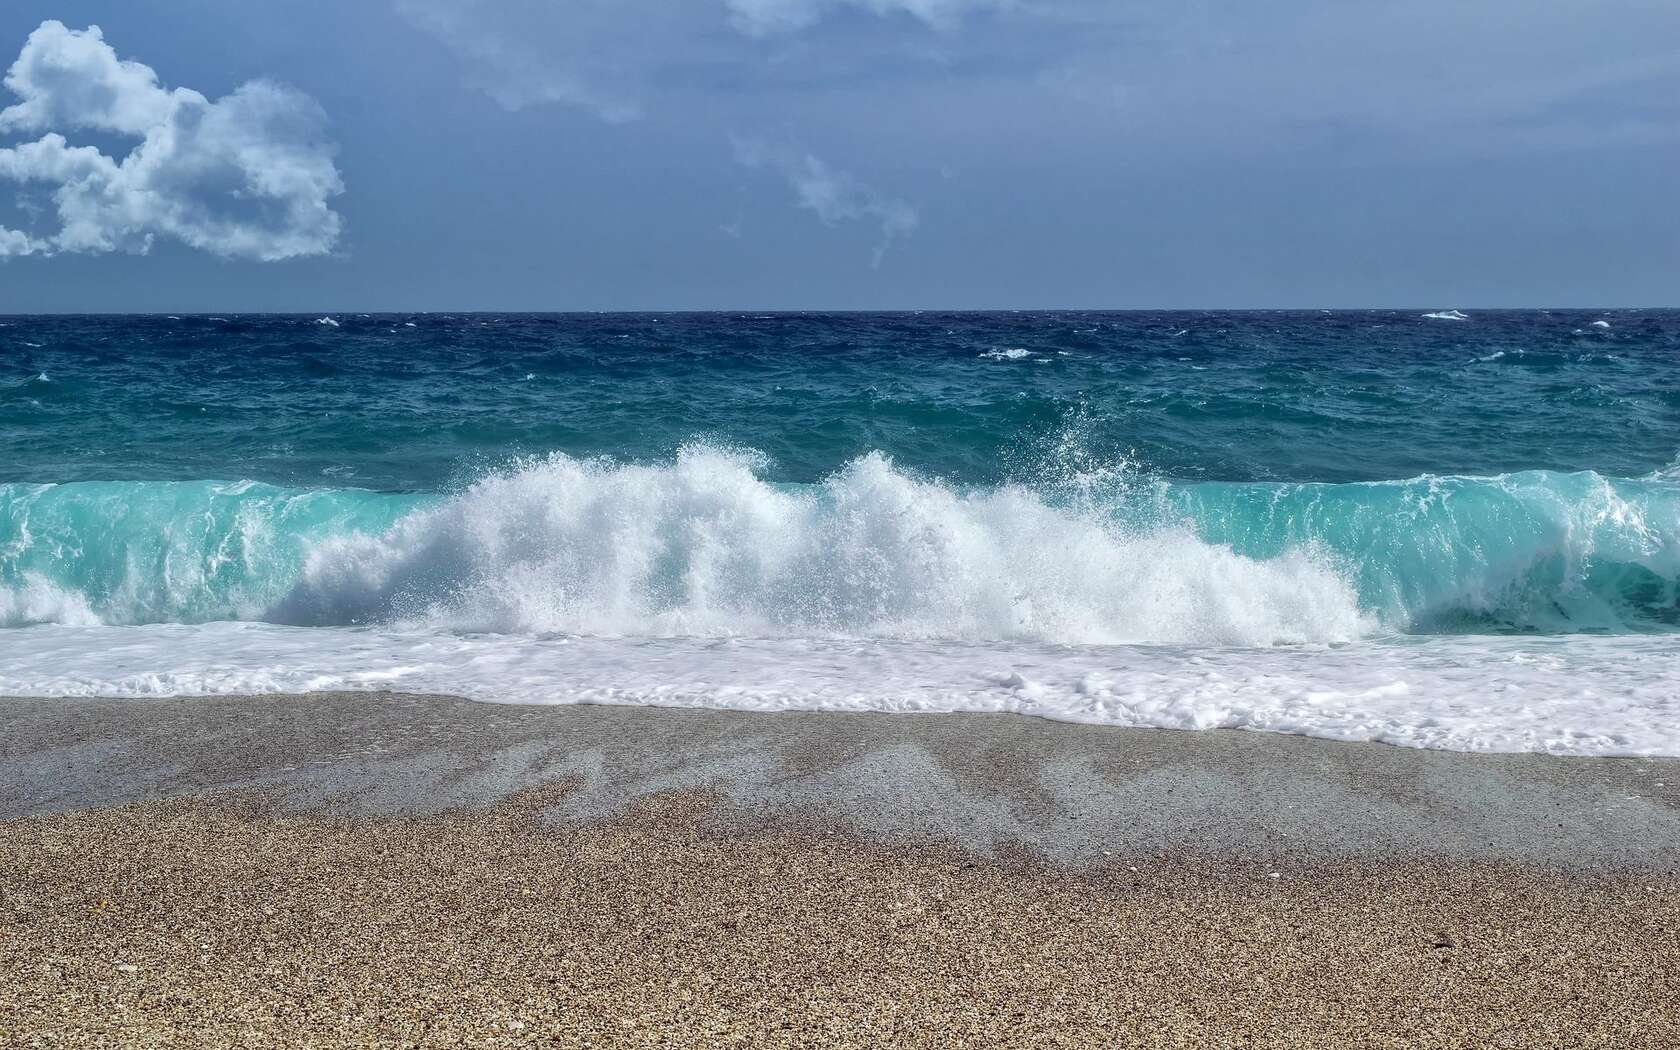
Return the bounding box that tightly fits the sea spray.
[275,447,1370,644]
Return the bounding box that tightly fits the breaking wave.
[2,447,1676,641]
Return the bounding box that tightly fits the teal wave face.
[0,480,426,625]
[3,456,1676,638]
[1161,471,1680,634]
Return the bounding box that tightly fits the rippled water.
[4,310,1676,488]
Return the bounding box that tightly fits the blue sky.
[1,0,1677,311]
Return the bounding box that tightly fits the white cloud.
[733,136,918,266]
[0,21,344,261]
[0,223,44,256]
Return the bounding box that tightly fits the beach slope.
[3,693,1678,1047]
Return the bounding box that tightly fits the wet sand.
[3,693,1679,1047]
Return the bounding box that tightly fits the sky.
[0,0,1676,311]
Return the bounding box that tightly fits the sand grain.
[4,789,1677,1049]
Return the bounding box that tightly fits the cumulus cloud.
[733,136,918,266]
[0,21,343,261]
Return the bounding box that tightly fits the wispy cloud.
[394,0,643,122]
[732,136,917,266]
[0,21,344,261]
[724,0,1010,37]
[395,0,1009,123]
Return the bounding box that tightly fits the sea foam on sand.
[4,624,1678,756]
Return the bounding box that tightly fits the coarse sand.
[4,786,1678,1049]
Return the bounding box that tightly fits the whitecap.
[272,448,1372,647]
[1422,310,1469,321]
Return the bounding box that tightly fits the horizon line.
[2,305,1674,317]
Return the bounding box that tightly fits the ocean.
[2,310,1677,754]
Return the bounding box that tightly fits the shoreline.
[5,693,1679,1046]
[5,691,1678,868]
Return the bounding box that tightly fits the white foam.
[1592,320,1612,329]
[0,575,101,627]
[314,316,340,327]
[2,624,1675,756]
[1423,310,1469,321]
[273,448,1371,647]
[979,347,1033,360]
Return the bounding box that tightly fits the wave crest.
[274,448,1369,645]
[5,450,1676,641]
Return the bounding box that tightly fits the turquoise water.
[2,466,1675,636]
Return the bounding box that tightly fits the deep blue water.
[4,310,1677,490]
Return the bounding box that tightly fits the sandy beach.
[4,694,1679,1047]
[7,2,1679,1044]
